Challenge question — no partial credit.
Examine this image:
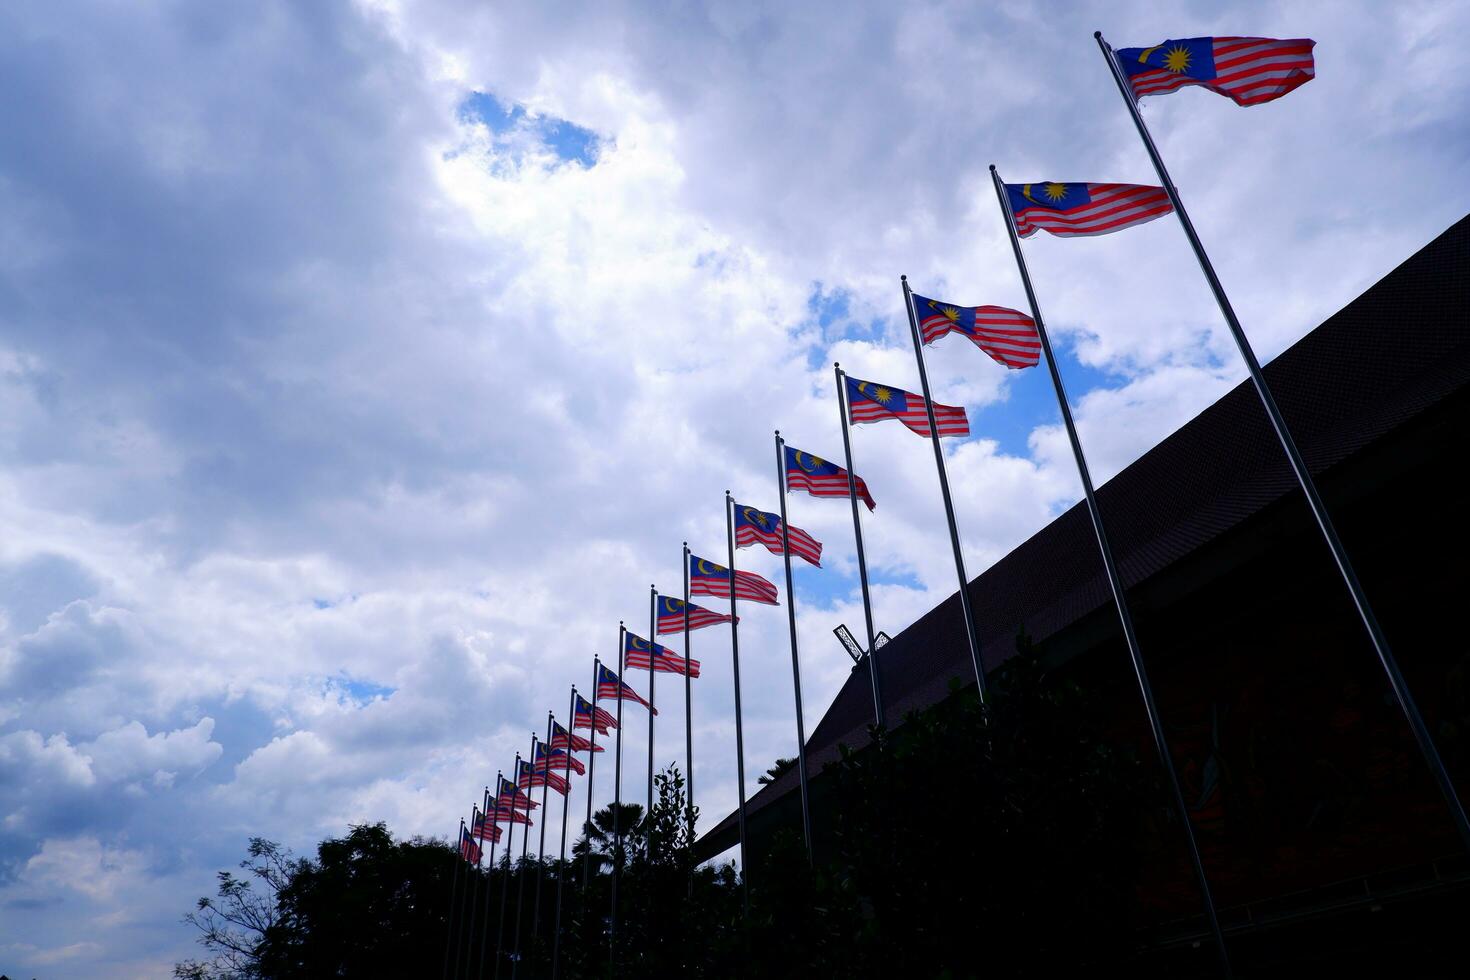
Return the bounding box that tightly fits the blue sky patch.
[329,674,396,705]
[459,92,600,167]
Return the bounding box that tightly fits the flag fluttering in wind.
[688,554,779,605]
[497,776,538,810]
[845,375,969,438]
[783,445,876,511]
[573,692,617,733]
[655,595,734,634]
[1004,182,1172,238]
[518,758,570,795]
[913,294,1041,369]
[486,803,533,826]
[552,718,603,753]
[734,502,823,566]
[534,741,586,776]
[471,813,505,842]
[1117,36,1315,106]
[624,631,701,677]
[459,825,483,863]
[596,663,657,714]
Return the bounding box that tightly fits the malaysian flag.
[471,813,504,843]
[655,595,733,635]
[486,803,532,826]
[913,294,1041,369]
[497,776,538,810]
[734,503,822,567]
[459,825,482,863]
[624,631,701,678]
[1004,182,1172,239]
[534,742,585,776]
[573,692,617,734]
[1118,36,1315,106]
[551,718,603,753]
[518,758,570,796]
[783,445,876,511]
[597,663,656,714]
[845,375,969,438]
[688,554,779,605]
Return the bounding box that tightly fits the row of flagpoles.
[440,32,1470,980]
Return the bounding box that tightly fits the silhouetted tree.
[757,757,796,786]
[179,647,1145,978]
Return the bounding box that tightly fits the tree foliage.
[179,648,1147,977]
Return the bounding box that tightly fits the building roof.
[700,213,1470,856]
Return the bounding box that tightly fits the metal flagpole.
[724,492,752,912]
[461,808,481,978]
[531,714,554,968]
[582,660,600,890]
[648,585,657,817]
[682,544,695,834]
[478,778,501,980]
[1095,31,1470,851]
[990,164,1231,976]
[494,753,520,980]
[610,623,626,973]
[511,734,536,978]
[834,364,885,728]
[901,278,989,702]
[552,688,577,979]
[773,433,815,860]
[445,818,464,980]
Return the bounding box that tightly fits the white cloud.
[82,719,223,785]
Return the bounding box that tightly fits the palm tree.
[571,802,646,875]
[758,757,796,786]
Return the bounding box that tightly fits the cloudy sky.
[2,1,1468,975]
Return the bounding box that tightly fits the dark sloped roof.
[701,213,1470,854]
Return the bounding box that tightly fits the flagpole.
[461,807,481,978]
[445,818,464,980]
[583,660,600,890]
[648,585,657,817]
[725,491,751,912]
[610,623,626,974]
[490,758,520,980]
[512,734,536,978]
[478,777,501,980]
[1095,32,1470,851]
[774,432,815,860]
[834,364,885,728]
[494,752,520,980]
[552,689,576,979]
[901,278,989,703]
[682,543,695,835]
[990,163,1231,975]
[531,714,554,967]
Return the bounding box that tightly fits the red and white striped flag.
[1118,36,1315,107]
[734,503,823,567]
[1005,182,1173,239]
[783,445,876,511]
[688,554,780,605]
[844,375,969,438]
[655,595,734,634]
[914,296,1041,370]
